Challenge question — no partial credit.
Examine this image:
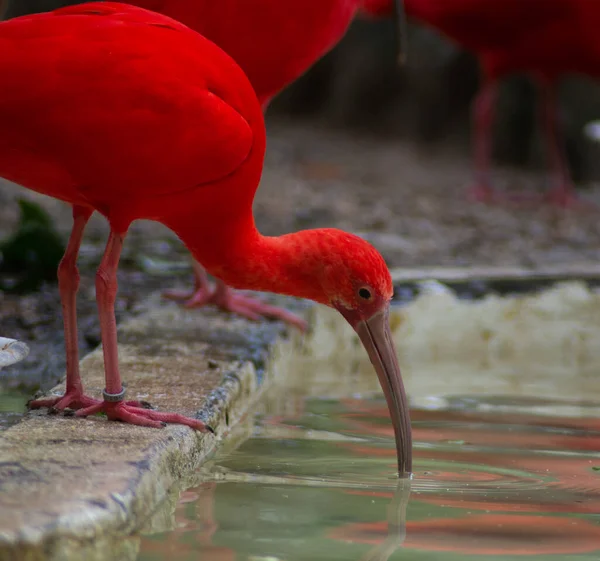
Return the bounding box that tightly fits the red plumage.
[132,0,360,107]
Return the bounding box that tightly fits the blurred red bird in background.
[365,0,600,209]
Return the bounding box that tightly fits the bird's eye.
[358,287,372,300]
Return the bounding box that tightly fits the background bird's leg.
[467,79,498,204]
[29,205,96,411]
[539,79,585,209]
[211,279,308,331]
[76,231,211,430]
[163,259,215,307]
[164,260,307,331]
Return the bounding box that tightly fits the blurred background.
[271,17,600,185]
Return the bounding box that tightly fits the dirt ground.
[2,116,600,392]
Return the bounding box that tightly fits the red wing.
[0,4,255,204]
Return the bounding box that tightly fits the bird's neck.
[168,207,329,305]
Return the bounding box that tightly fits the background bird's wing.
[422,0,576,51]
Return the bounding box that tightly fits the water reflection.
[138,393,600,560]
[356,480,410,561]
[139,482,236,560]
[139,479,411,561]
[331,514,600,556]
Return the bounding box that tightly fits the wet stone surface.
[0,294,305,561]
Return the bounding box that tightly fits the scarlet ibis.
[4,0,406,329]
[1,3,411,473]
[366,0,597,208]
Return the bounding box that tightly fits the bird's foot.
[544,187,595,212]
[467,183,548,209]
[213,289,308,331]
[164,283,307,331]
[75,400,213,431]
[162,284,211,307]
[28,389,99,412]
[491,188,594,211]
[28,389,151,412]
[466,183,499,205]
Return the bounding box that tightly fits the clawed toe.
[162,288,195,302]
[163,280,307,331]
[75,400,212,431]
[219,293,307,330]
[544,189,595,211]
[162,286,213,308]
[28,391,101,412]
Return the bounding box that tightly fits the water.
[0,391,28,429]
[138,392,600,561]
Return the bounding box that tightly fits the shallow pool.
[138,391,600,561]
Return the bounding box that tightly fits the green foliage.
[0,199,65,293]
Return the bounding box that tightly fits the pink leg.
[467,79,548,209]
[467,80,498,204]
[29,206,148,412]
[76,231,212,431]
[162,260,213,307]
[29,206,94,411]
[163,260,307,332]
[539,81,591,210]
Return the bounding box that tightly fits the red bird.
[0,3,411,473]
[102,0,406,326]
[365,0,599,208]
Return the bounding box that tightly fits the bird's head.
[285,228,412,474]
[317,231,393,321]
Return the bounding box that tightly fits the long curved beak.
[354,308,412,475]
[393,0,408,66]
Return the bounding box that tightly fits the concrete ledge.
[0,294,306,561]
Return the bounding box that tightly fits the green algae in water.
[0,391,28,430]
[138,395,600,561]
